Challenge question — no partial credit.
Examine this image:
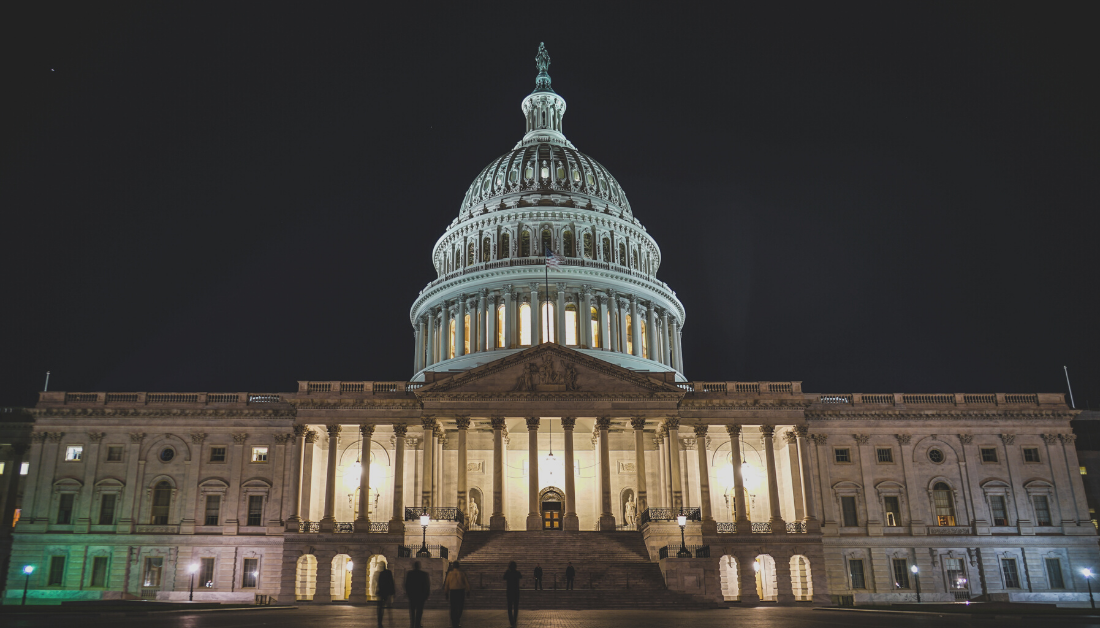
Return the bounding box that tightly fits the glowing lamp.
[910,564,919,574]
[420,514,430,527]
[677,515,687,527]
[753,561,761,572]
[23,565,34,575]
[1084,569,1094,578]
[188,563,199,574]
[343,461,362,488]
[345,561,353,572]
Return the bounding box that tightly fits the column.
[597,417,615,530]
[562,417,579,530]
[693,424,713,523]
[441,302,451,360]
[490,417,506,530]
[782,430,805,521]
[389,424,407,533]
[794,426,818,529]
[525,417,541,530]
[556,282,566,344]
[598,293,611,351]
[606,290,619,352]
[1060,433,1093,525]
[434,428,444,507]
[675,320,685,372]
[0,443,29,538]
[299,430,317,521]
[737,552,761,603]
[581,286,593,349]
[631,418,649,513]
[224,433,248,533]
[659,426,673,507]
[666,418,684,511]
[503,285,514,348]
[356,424,374,525]
[727,425,749,532]
[75,432,104,533]
[630,295,642,357]
[319,425,340,532]
[670,320,683,371]
[283,425,307,528]
[414,319,423,372]
[897,433,926,532]
[421,418,434,509]
[529,283,540,344]
[425,310,436,367]
[455,295,466,357]
[456,418,470,517]
[761,426,785,532]
[660,311,672,367]
[478,290,488,352]
[487,292,498,351]
[618,298,630,355]
[646,302,657,361]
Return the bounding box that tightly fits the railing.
[140,588,159,600]
[373,383,398,393]
[341,382,365,393]
[1005,393,1038,404]
[751,522,772,533]
[637,507,701,525]
[420,255,676,298]
[207,393,238,403]
[406,383,423,392]
[105,392,139,403]
[248,394,280,403]
[716,522,736,533]
[298,521,320,533]
[296,520,390,533]
[298,381,415,395]
[861,394,894,404]
[820,394,852,404]
[715,521,807,533]
[65,393,98,403]
[658,544,710,559]
[148,393,200,403]
[334,522,355,533]
[368,521,391,533]
[902,394,954,405]
[963,394,996,404]
[404,507,464,524]
[399,544,448,559]
[786,521,807,534]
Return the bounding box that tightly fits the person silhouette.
[502,561,523,627]
[404,561,430,628]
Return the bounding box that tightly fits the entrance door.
[542,501,562,530]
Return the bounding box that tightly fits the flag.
[545,248,565,268]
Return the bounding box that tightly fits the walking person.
[375,562,396,627]
[443,561,470,628]
[533,564,543,591]
[565,562,575,590]
[502,561,523,627]
[404,561,431,628]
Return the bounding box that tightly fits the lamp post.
[416,513,431,557]
[188,563,198,601]
[1084,569,1095,609]
[676,509,690,558]
[911,564,921,603]
[21,565,34,605]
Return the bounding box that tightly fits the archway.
[719,555,739,601]
[754,554,777,601]
[539,487,564,530]
[367,555,388,601]
[331,554,352,601]
[295,555,317,601]
[790,555,813,601]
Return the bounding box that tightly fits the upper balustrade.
[37,391,291,407]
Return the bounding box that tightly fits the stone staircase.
[435,530,720,609]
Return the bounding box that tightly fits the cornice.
[30,408,296,419]
[805,410,1077,421]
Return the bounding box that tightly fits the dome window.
[598,178,607,193]
[586,172,595,186]
[541,229,552,255]
[572,169,581,183]
[482,178,491,193]
[510,169,519,184]
[541,162,550,180]
[520,231,531,257]
[556,164,566,180]
[525,164,534,181]
[562,231,574,257]
[495,173,504,189]
[583,233,593,258]
[500,233,510,258]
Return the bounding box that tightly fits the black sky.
[3,2,1097,408]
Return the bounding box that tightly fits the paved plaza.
[5,606,1094,628]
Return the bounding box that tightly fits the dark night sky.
[3,3,1098,408]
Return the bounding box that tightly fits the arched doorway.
[790,555,813,601]
[331,554,352,601]
[754,554,777,602]
[295,554,317,601]
[719,554,739,601]
[539,487,564,530]
[367,555,388,601]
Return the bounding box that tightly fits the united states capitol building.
[1,44,1096,607]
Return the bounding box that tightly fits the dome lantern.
[520,43,569,148]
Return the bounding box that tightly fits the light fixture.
[677,514,687,527]
[911,564,921,602]
[22,565,33,575]
[188,563,199,574]
[22,565,34,606]
[345,561,354,572]
[417,514,431,557]
[753,560,761,572]
[1085,569,1096,609]
[188,563,198,601]
[910,565,918,574]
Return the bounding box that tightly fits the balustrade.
[637,507,700,525]
[404,507,464,524]
[296,520,390,533]
[398,544,449,559]
[658,544,710,559]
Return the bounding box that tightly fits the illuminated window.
[500,233,510,258]
[564,304,578,345]
[497,305,506,348]
[541,302,555,343]
[448,320,456,358]
[590,307,600,348]
[572,168,581,182]
[467,242,476,266]
[20,462,29,475]
[242,558,258,588]
[107,446,123,462]
[143,557,163,587]
[619,242,626,265]
[251,447,268,462]
[562,231,574,257]
[200,557,215,588]
[1082,466,1088,475]
[640,319,647,358]
[626,315,633,354]
[65,446,83,462]
[933,482,956,526]
[884,496,900,525]
[151,481,171,525]
[0,463,4,474]
[520,231,531,257]
[210,447,226,463]
[518,303,531,345]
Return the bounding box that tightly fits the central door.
[539,487,564,530]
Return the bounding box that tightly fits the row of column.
[413,286,684,373]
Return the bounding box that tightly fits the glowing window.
[20,462,29,475]
[640,319,647,358]
[933,482,956,526]
[564,305,578,345]
[65,446,83,462]
[448,320,456,358]
[251,447,268,462]
[556,165,565,180]
[586,172,595,186]
[463,314,471,354]
[150,481,171,525]
[497,305,506,348]
[541,302,555,343]
[525,164,533,180]
[509,169,519,183]
[1081,466,1088,475]
[626,315,633,354]
[518,303,531,345]
[590,307,600,348]
[540,163,549,179]
[573,168,581,182]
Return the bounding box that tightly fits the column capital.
[490,416,507,430]
[502,283,513,293]
[794,424,809,439]
[811,434,829,445]
[421,417,437,431]
[455,417,472,430]
[782,429,798,445]
[392,423,408,438]
[630,417,646,431]
[233,432,250,444]
[479,288,489,299]
[895,433,912,445]
[556,281,567,291]
[325,424,341,437]
[760,425,775,438]
[560,416,577,430]
[529,281,541,292]
[525,416,540,431]
[852,433,869,445]
[1000,433,1016,445]
[87,431,106,442]
[305,430,318,443]
[693,423,708,438]
[595,416,612,430]
[665,416,680,430]
[726,424,742,438]
[359,424,375,438]
[1060,432,1077,443]
[582,284,593,297]
[293,425,308,437]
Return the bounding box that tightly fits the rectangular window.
[20,462,29,475]
[1023,448,1041,463]
[564,308,578,345]
[876,448,893,463]
[834,448,851,463]
[210,447,227,463]
[48,556,66,586]
[98,493,117,525]
[200,557,215,588]
[0,462,4,474]
[242,558,258,588]
[57,494,74,524]
[247,495,264,526]
[65,445,83,461]
[841,496,859,527]
[90,556,109,587]
[1046,558,1065,589]
[204,495,221,526]
[945,558,965,590]
[1082,466,1089,475]
[884,496,901,526]
[980,448,998,463]
[990,495,1009,526]
[1002,558,1020,588]
[106,446,124,462]
[849,559,866,589]
[251,447,268,463]
[1033,495,1053,526]
[892,558,910,589]
[143,557,163,587]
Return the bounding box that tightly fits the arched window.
[518,303,531,345]
[632,247,639,269]
[541,302,555,343]
[933,482,956,526]
[151,481,171,525]
[500,233,510,259]
[453,249,460,270]
[448,320,456,359]
[564,304,578,345]
[583,233,593,258]
[640,319,648,358]
[541,229,552,256]
[626,315,633,354]
[467,242,476,266]
[619,242,627,266]
[562,231,574,257]
[463,314,471,354]
[497,304,506,348]
[520,231,531,257]
[483,238,491,262]
[590,306,600,348]
[602,238,611,262]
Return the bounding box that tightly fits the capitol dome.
[410,43,686,380]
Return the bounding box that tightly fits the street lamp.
[416,514,431,557]
[676,509,691,558]
[1084,569,1095,609]
[911,564,921,603]
[21,565,34,605]
[188,563,199,601]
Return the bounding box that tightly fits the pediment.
[414,344,685,399]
